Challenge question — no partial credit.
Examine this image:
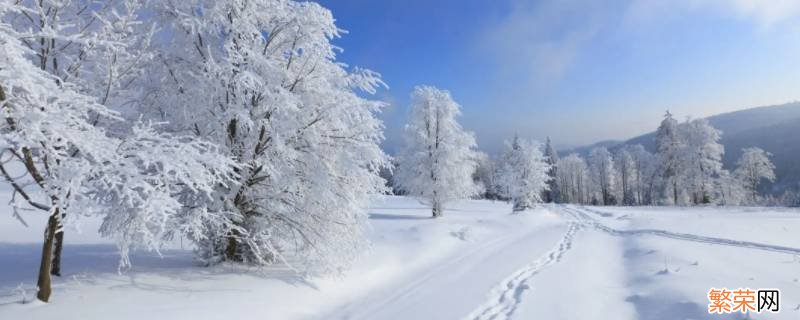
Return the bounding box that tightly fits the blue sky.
[317,0,800,153]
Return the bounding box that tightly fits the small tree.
[495,136,551,212]
[614,148,636,205]
[557,154,590,204]
[542,137,560,203]
[395,86,480,218]
[656,111,683,205]
[473,151,499,199]
[588,147,618,205]
[734,147,776,204]
[627,145,657,205]
[716,171,747,205]
[681,118,725,204]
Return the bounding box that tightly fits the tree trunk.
[432,201,443,218]
[37,210,59,302]
[672,180,679,205]
[51,227,64,277]
[225,232,238,261]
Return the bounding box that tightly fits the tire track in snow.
[560,205,800,255]
[463,222,581,320]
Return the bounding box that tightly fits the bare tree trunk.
[432,201,442,218]
[51,227,64,276]
[4,84,60,299]
[225,232,238,261]
[51,209,66,276]
[37,210,59,302]
[672,180,679,205]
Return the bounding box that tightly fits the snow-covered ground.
[2,196,800,319]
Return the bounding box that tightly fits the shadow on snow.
[0,242,316,304]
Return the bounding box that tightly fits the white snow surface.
[2,195,800,320]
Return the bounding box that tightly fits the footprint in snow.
[450,227,472,241]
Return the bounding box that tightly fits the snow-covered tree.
[395,86,480,217]
[494,136,551,212]
[778,187,800,207]
[651,113,728,205]
[2,0,159,278]
[681,119,725,204]
[557,154,590,204]
[652,114,727,205]
[146,0,390,270]
[2,0,156,119]
[717,171,747,206]
[627,145,657,205]
[734,147,776,204]
[542,137,560,203]
[588,147,617,205]
[473,151,499,199]
[655,111,683,205]
[0,8,232,302]
[614,148,636,205]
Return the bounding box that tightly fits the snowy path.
[454,204,800,320]
[560,205,800,255]
[464,222,581,320]
[326,215,573,320]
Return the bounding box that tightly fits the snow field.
[3,197,800,320]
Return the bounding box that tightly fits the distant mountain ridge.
[562,102,800,193]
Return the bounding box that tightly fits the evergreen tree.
[495,136,551,212]
[543,137,560,203]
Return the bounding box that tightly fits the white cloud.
[626,0,800,28]
[480,0,800,85]
[469,0,800,148]
[477,0,610,84]
[725,0,800,25]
